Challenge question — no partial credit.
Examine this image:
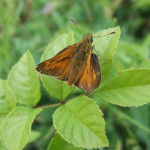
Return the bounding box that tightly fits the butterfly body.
[36,33,101,94]
[68,34,93,85]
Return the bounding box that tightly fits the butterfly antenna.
[94,32,115,38]
[93,47,112,61]
[70,19,83,34]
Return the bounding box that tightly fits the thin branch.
[37,103,61,109]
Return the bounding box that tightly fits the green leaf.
[93,26,121,82]
[0,80,17,113]
[55,24,90,43]
[0,106,42,150]
[27,130,41,144]
[118,40,149,59]
[53,96,109,149]
[115,40,149,69]
[0,140,8,150]
[40,32,75,100]
[0,114,7,133]
[8,50,41,106]
[142,33,150,47]
[111,107,150,134]
[47,133,83,150]
[129,106,150,142]
[94,69,150,106]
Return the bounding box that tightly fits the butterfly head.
[82,33,93,43]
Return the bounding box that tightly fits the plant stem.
[112,107,150,134]
[37,103,61,109]
[44,126,55,140]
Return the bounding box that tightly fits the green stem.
[112,107,150,134]
[37,103,61,109]
[44,126,55,140]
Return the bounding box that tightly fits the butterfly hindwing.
[75,52,101,94]
[90,54,101,88]
[36,44,77,81]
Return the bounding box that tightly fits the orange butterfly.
[36,32,114,94]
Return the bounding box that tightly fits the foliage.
[0,0,150,150]
[47,133,83,150]
[94,69,150,106]
[0,107,42,150]
[53,96,108,149]
[8,50,41,106]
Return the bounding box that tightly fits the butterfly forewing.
[36,44,77,80]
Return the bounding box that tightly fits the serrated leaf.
[0,80,17,113]
[94,69,150,106]
[40,32,75,100]
[53,96,108,149]
[93,26,120,82]
[0,106,42,150]
[47,133,83,150]
[8,50,41,106]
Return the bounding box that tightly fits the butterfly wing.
[90,54,101,88]
[75,53,101,94]
[36,44,77,81]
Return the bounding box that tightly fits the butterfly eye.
[90,37,93,43]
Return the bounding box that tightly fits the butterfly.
[36,32,114,94]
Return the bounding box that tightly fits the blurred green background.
[0,0,150,150]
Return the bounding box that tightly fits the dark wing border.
[91,54,101,88]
